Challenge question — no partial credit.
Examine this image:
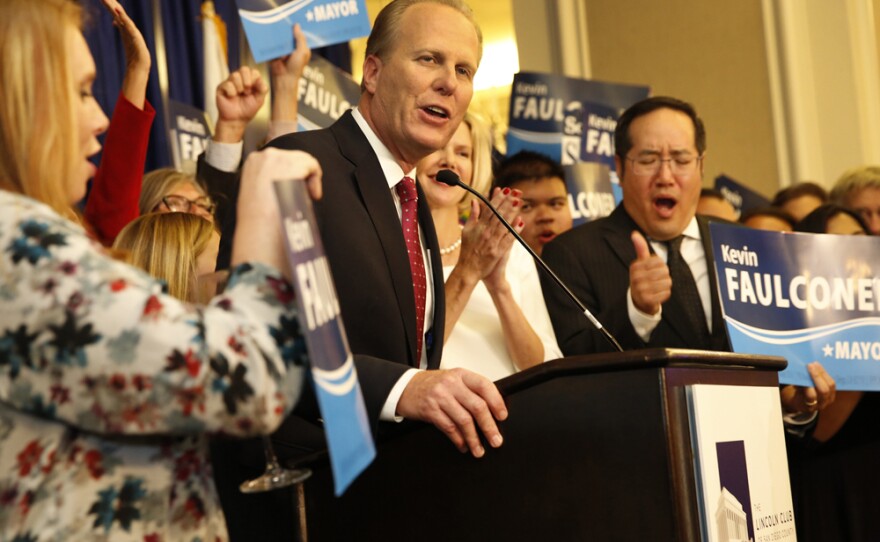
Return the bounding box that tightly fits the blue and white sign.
[506,72,649,166]
[710,222,880,390]
[274,178,375,495]
[579,101,618,173]
[168,100,211,174]
[237,0,371,63]
[297,56,360,132]
[564,162,617,227]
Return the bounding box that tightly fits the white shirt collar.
[351,107,416,189]
[681,215,701,241]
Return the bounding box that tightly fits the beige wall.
[584,0,779,198]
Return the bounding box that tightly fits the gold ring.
[805,399,818,407]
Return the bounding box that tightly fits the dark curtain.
[82,0,349,173]
[84,0,239,172]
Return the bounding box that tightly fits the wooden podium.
[293,348,787,541]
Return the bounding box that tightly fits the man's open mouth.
[423,106,449,119]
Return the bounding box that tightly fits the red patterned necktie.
[395,176,427,362]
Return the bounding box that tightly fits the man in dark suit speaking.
[269,0,506,457]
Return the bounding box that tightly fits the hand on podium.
[397,368,508,458]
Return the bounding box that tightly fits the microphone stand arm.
[453,179,624,353]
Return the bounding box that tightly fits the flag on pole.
[201,0,230,128]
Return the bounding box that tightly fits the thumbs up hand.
[629,231,672,315]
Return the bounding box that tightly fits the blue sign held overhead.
[709,222,880,391]
[274,178,375,495]
[237,0,371,63]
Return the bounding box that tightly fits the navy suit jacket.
[205,111,447,542]
[541,204,729,355]
[267,110,446,428]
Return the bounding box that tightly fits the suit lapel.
[331,114,420,365]
[416,180,445,369]
[603,206,642,268]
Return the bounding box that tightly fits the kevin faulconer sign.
[274,178,375,495]
[710,222,880,391]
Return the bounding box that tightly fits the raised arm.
[267,23,311,141]
[83,0,154,245]
[103,0,150,108]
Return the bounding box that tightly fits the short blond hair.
[113,212,217,303]
[140,168,211,215]
[0,0,82,220]
[831,165,880,206]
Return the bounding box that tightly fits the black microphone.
[435,169,624,352]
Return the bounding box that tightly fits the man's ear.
[362,54,382,94]
[614,155,624,180]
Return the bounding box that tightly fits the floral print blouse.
[0,191,307,541]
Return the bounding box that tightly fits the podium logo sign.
[688,385,794,542]
[715,441,753,542]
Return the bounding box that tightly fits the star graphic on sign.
[823,343,834,357]
[306,10,314,21]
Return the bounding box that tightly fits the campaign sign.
[274,178,375,495]
[714,175,770,216]
[710,222,880,390]
[237,0,371,63]
[168,100,211,174]
[297,56,360,132]
[506,72,649,166]
[579,101,618,173]
[564,162,617,227]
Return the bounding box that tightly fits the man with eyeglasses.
[542,95,834,414]
[541,96,729,353]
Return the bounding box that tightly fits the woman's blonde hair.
[140,168,211,215]
[113,213,217,303]
[458,112,494,215]
[0,0,82,220]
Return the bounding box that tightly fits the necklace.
[439,225,463,256]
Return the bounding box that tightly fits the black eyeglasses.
[626,154,703,177]
[159,195,215,215]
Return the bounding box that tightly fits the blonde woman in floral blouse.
[0,0,323,540]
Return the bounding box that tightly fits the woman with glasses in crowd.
[140,167,217,219]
